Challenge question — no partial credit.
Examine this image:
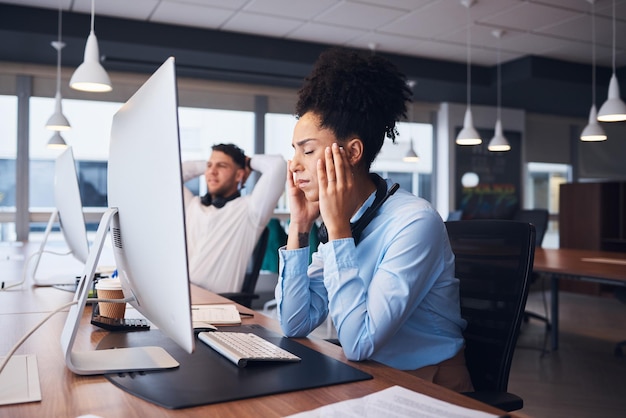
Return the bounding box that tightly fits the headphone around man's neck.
[201,191,241,208]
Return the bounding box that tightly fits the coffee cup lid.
[95,277,122,291]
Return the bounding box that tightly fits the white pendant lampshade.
[488,29,510,152]
[581,104,607,141]
[597,0,626,122]
[47,131,68,149]
[46,4,70,131]
[456,108,481,145]
[488,120,511,151]
[46,91,71,131]
[456,0,481,146]
[582,1,607,140]
[403,139,420,162]
[69,0,112,93]
[597,73,626,122]
[70,30,111,92]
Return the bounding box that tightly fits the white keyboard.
[198,331,301,368]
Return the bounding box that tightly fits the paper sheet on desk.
[192,304,241,325]
[285,385,500,418]
[0,354,42,406]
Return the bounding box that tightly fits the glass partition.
[526,162,571,248]
[0,95,18,242]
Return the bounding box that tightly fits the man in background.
[182,143,286,293]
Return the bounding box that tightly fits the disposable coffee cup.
[95,278,126,319]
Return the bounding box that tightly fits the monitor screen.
[108,56,194,354]
[28,146,90,287]
[61,57,194,374]
[55,147,89,264]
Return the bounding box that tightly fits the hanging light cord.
[466,6,472,109]
[410,103,415,146]
[591,1,597,106]
[55,0,62,94]
[611,0,616,73]
[90,0,95,32]
[496,36,502,122]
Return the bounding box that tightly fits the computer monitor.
[28,146,90,286]
[60,57,194,375]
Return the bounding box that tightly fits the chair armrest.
[218,292,260,308]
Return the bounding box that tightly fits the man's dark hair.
[296,47,413,168]
[212,143,246,168]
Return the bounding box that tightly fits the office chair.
[446,209,463,221]
[219,226,270,309]
[513,209,550,332]
[260,218,287,274]
[614,288,626,357]
[446,219,536,412]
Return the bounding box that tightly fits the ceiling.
[3,0,626,69]
[3,0,626,119]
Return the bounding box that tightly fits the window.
[6,76,434,243]
[265,113,298,211]
[372,121,433,202]
[526,162,571,248]
[0,95,18,242]
[19,96,256,242]
[178,107,254,198]
[264,114,434,208]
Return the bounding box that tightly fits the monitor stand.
[60,208,179,375]
[29,209,81,287]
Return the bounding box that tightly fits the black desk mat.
[97,324,372,409]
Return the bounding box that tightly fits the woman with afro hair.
[275,48,473,392]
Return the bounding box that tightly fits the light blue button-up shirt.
[275,181,466,370]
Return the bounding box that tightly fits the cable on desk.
[0,300,77,375]
[1,250,44,291]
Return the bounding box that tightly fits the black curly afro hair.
[296,47,413,168]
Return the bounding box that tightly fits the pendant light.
[70,0,112,93]
[456,0,481,145]
[45,0,70,131]
[488,30,511,152]
[404,138,420,162]
[581,0,607,141]
[597,0,626,122]
[404,104,420,162]
[47,131,68,149]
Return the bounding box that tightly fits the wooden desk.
[0,279,521,417]
[533,248,626,350]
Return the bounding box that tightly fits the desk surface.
[533,248,626,284]
[0,243,516,418]
[531,247,626,351]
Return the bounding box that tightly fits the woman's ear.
[345,138,364,166]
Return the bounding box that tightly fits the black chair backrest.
[220,226,271,308]
[513,209,548,247]
[447,209,463,221]
[445,220,536,392]
[241,226,270,295]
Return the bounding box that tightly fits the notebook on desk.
[191,304,242,326]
